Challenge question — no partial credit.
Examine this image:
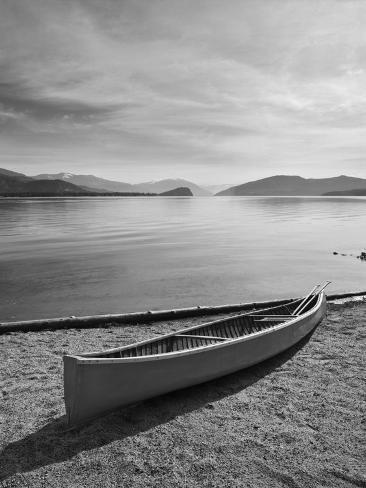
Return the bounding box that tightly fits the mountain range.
[1,168,366,197]
[0,168,201,196]
[0,168,89,195]
[33,173,211,196]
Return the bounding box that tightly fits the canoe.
[64,291,327,426]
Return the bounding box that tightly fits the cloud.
[0,0,365,182]
[0,80,125,125]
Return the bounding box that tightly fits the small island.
[159,187,193,196]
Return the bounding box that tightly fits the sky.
[0,0,365,185]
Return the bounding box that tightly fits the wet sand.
[0,301,365,487]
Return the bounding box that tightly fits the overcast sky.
[0,0,365,184]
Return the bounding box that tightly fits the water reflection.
[0,196,365,321]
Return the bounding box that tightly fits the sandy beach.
[0,300,365,487]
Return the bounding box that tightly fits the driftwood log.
[0,290,364,334]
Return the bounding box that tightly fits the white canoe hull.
[64,293,326,425]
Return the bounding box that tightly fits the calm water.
[0,196,365,321]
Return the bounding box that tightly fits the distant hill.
[0,168,31,182]
[21,179,89,194]
[33,172,135,193]
[216,175,366,196]
[0,177,89,195]
[159,187,193,196]
[323,189,366,196]
[0,168,89,195]
[203,183,234,194]
[134,179,211,196]
[0,168,34,193]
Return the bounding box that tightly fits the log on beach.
[1,290,365,333]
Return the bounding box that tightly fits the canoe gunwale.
[73,297,303,359]
[65,294,324,365]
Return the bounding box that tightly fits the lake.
[0,196,365,321]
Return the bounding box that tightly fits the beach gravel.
[0,301,365,487]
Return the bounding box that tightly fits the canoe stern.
[63,355,83,425]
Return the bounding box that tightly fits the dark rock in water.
[333,251,338,255]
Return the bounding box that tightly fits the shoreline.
[0,299,365,487]
[1,290,365,334]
